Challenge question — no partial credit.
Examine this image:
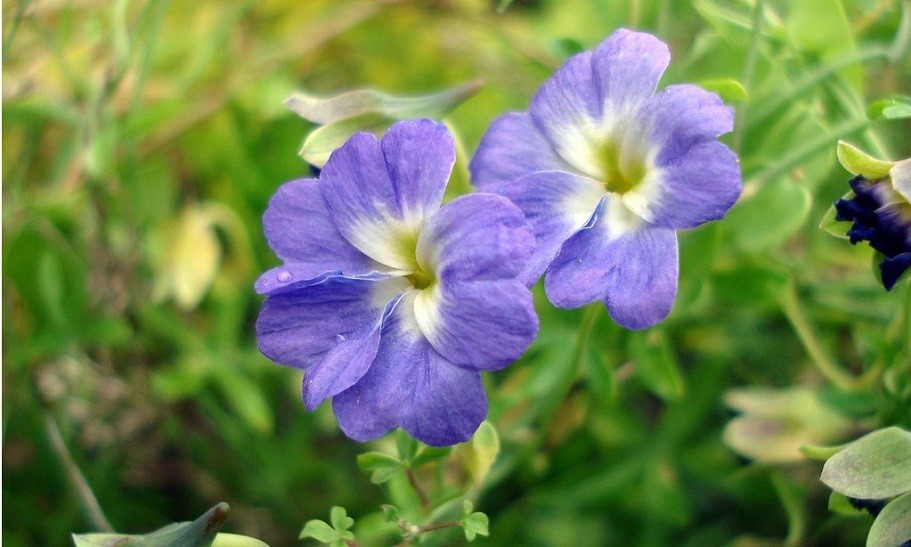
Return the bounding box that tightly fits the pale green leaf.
[299,519,335,542]
[836,141,894,179]
[73,503,229,547]
[821,427,911,499]
[819,195,852,240]
[356,451,401,472]
[211,533,270,547]
[299,113,389,168]
[285,81,481,125]
[457,421,500,487]
[330,506,354,532]
[461,512,489,541]
[867,492,911,547]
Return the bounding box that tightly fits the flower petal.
[528,51,603,175]
[624,140,741,230]
[255,276,386,370]
[262,178,373,278]
[545,199,678,329]
[418,193,535,283]
[331,299,426,442]
[381,118,453,218]
[497,171,604,285]
[470,112,568,191]
[592,29,670,116]
[320,121,454,270]
[401,354,486,446]
[301,294,402,411]
[333,296,488,446]
[645,84,735,161]
[881,252,911,290]
[414,279,538,371]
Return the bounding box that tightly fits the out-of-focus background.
[4,0,910,545]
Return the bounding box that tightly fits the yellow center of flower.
[599,138,647,195]
[393,225,436,291]
[406,268,434,290]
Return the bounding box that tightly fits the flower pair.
[255,29,742,445]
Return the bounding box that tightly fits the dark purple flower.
[470,29,742,329]
[255,119,538,446]
[835,159,911,290]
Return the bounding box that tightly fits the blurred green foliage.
[3,0,910,545]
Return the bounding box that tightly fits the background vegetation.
[3,0,910,545]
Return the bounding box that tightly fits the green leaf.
[210,533,270,547]
[356,452,401,472]
[409,445,451,468]
[821,427,911,499]
[285,81,482,125]
[828,492,868,517]
[380,505,399,523]
[299,113,389,168]
[867,492,911,547]
[836,141,894,179]
[290,82,481,168]
[726,178,811,252]
[370,466,401,485]
[299,519,335,542]
[627,330,685,401]
[457,421,500,487]
[699,78,748,103]
[868,96,911,120]
[330,507,354,532]
[462,499,474,518]
[396,430,419,462]
[73,503,229,547]
[461,511,490,541]
[819,196,852,240]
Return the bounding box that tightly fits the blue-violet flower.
[255,119,538,446]
[470,29,742,329]
[835,159,911,290]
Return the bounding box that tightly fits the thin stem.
[415,520,461,534]
[733,0,765,152]
[780,286,857,390]
[406,467,431,512]
[43,412,115,532]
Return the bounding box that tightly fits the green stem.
[733,0,765,152]
[780,286,857,390]
[406,467,431,512]
[43,413,115,532]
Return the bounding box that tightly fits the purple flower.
[835,159,911,290]
[255,119,538,446]
[470,29,742,329]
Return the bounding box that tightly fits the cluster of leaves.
[817,427,911,546]
[3,0,910,546]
